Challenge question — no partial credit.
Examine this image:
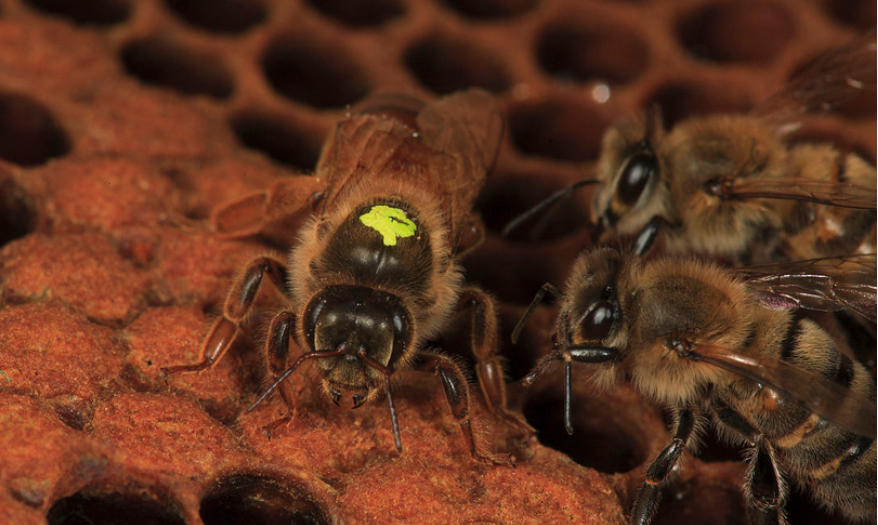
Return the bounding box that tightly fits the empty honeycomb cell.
[523,381,649,474]
[262,36,369,109]
[678,0,795,64]
[0,92,69,167]
[439,0,538,20]
[230,112,322,172]
[536,21,648,85]
[819,0,876,30]
[642,80,754,128]
[0,177,35,248]
[305,0,404,28]
[477,171,592,242]
[47,490,186,525]
[508,98,609,161]
[121,39,235,100]
[650,480,746,525]
[163,0,267,34]
[199,474,331,525]
[405,34,510,95]
[22,0,130,27]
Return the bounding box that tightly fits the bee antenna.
[643,104,662,145]
[512,283,563,345]
[501,179,600,240]
[246,348,343,414]
[383,375,402,453]
[356,347,403,453]
[564,360,574,435]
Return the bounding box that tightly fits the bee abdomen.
[774,326,876,520]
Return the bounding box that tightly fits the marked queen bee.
[163,89,525,464]
[504,32,876,265]
[515,247,877,524]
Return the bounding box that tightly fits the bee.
[503,32,876,265]
[514,247,877,525]
[162,89,523,464]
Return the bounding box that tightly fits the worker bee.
[515,246,877,524]
[504,32,876,265]
[162,89,524,464]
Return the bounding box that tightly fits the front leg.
[161,255,288,376]
[630,407,700,525]
[458,288,533,434]
[260,310,299,438]
[417,351,513,466]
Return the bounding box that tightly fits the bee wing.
[722,178,876,210]
[740,254,877,322]
[753,30,876,133]
[417,89,504,240]
[316,96,446,214]
[692,343,876,438]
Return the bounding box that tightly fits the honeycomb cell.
[523,382,648,474]
[163,0,266,34]
[477,171,592,242]
[405,34,510,95]
[0,92,69,167]
[819,0,876,30]
[439,0,538,20]
[121,39,235,100]
[0,92,70,166]
[230,113,322,172]
[650,480,746,525]
[262,36,370,109]
[537,21,648,85]
[306,0,404,28]
[642,80,754,128]
[200,474,330,525]
[0,177,35,248]
[508,98,609,161]
[679,0,795,64]
[47,490,186,525]
[23,0,130,27]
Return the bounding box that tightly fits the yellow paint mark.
[359,205,417,246]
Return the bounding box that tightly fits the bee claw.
[329,388,343,407]
[352,394,367,409]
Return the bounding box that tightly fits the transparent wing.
[692,343,876,438]
[417,89,504,240]
[739,254,877,322]
[754,30,877,133]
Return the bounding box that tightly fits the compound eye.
[578,300,614,341]
[616,151,657,206]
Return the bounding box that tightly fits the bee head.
[559,247,624,351]
[303,285,413,396]
[592,110,666,235]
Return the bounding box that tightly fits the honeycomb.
[0,0,873,524]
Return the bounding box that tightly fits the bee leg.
[454,213,486,258]
[632,216,670,257]
[261,311,299,439]
[459,288,535,435]
[161,256,289,376]
[630,407,698,525]
[210,177,325,238]
[745,439,787,525]
[418,351,515,467]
